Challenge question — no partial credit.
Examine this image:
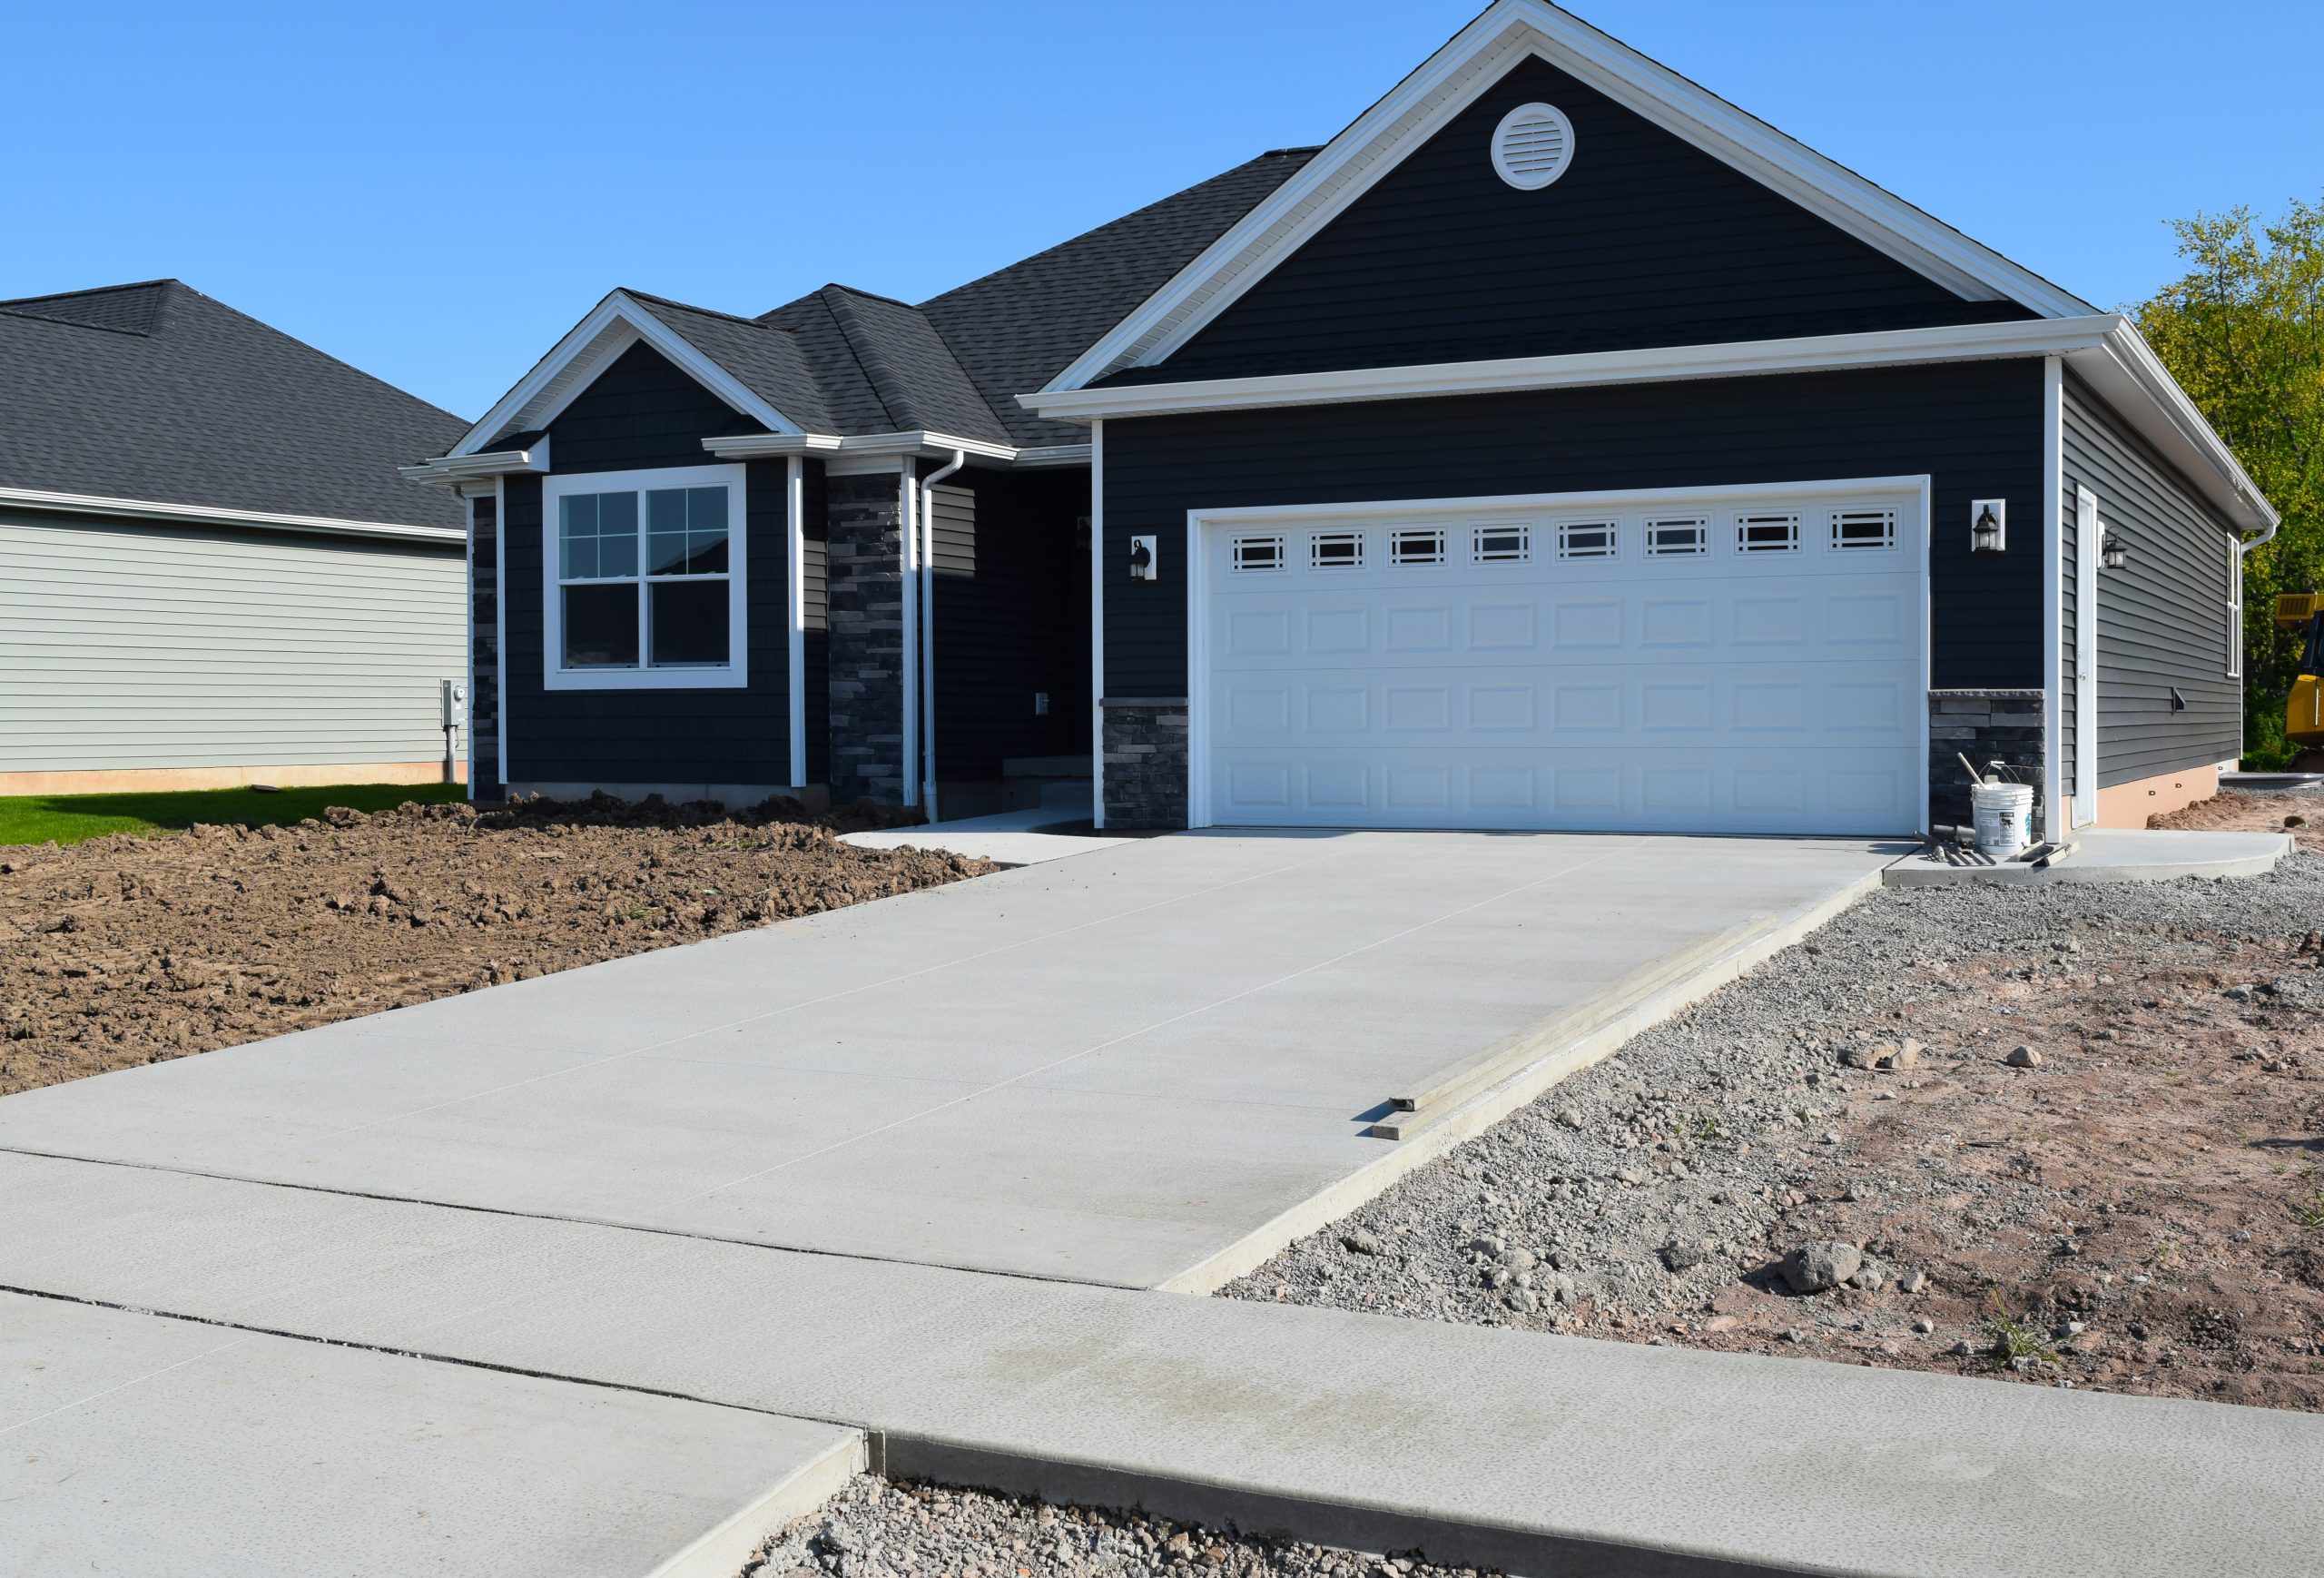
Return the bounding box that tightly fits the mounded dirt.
[1233,798,2324,1412]
[0,794,992,1097]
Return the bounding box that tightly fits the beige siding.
[0,508,466,772]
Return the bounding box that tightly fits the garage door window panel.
[1645,518,1709,556]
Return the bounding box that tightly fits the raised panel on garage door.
[1199,489,1925,834]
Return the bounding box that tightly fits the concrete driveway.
[0,830,1898,1287]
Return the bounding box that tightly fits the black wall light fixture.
[2102,530,2128,570]
[1971,498,2006,553]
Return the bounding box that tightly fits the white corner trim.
[539,461,751,693]
[448,291,803,459]
[2041,355,2064,843]
[1089,419,1107,830]
[1043,0,2089,393]
[704,430,1018,465]
[400,436,551,488]
[0,485,464,545]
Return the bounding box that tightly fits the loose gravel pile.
[743,1475,1485,1578]
[0,793,990,1096]
[1229,824,2324,1410]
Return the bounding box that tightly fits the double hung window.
[544,464,747,689]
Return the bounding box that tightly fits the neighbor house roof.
[0,280,467,535]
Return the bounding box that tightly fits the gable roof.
[1044,0,2092,393]
[0,280,466,535]
[431,147,1320,462]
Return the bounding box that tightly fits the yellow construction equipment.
[2279,593,2324,749]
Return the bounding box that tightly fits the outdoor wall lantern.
[1128,534,1157,580]
[1970,498,2006,554]
[2101,529,2128,571]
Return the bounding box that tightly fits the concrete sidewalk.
[0,829,1897,1288]
[7,1150,2319,1578]
[0,1286,862,1578]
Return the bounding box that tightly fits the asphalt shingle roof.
[467,148,1319,459]
[0,281,466,531]
[918,149,1319,447]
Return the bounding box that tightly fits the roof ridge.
[621,287,794,333]
[0,277,182,310]
[813,281,921,312]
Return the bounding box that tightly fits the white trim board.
[2042,356,2064,843]
[1044,0,2088,395]
[447,291,803,459]
[0,486,463,545]
[1024,314,2275,538]
[1183,475,1934,835]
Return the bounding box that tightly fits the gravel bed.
[742,1475,1487,1578]
[1226,840,2324,1408]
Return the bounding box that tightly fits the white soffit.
[1043,0,2091,394]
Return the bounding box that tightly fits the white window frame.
[2228,543,2243,679]
[1734,511,1800,554]
[542,462,749,691]
[1555,518,1619,559]
[1644,517,1709,557]
[1231,534,1287,573]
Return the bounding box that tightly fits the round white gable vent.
[1492,102,1575,191]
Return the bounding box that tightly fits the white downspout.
[919,449,966,819]
[900,466,919,809]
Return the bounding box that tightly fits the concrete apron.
[5,1151,2320,1578]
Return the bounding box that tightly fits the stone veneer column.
[1929,688,2047,833]
[825,472,907,804]
[1101,700,1189,830]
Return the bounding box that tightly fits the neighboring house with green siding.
[0,281,471,794]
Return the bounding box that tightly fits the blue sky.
[7,1,2318,420]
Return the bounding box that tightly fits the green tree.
[2135,198,2324,760]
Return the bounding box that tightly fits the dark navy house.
[409,0,2277,842]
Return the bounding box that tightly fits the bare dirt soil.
[0,794,991,1097]
[1232,799,2324,1412]
[743,1474,1485,1578]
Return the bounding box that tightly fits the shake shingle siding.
[1100,360,2046,697]
[2061,371,2242,789]
[1136,57,2030,385]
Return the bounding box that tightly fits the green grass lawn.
[0,782,469,849]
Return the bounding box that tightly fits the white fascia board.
[703,430,1018,465]
[2068,321,2278,537]
[1026,316,2120,421]
[448,291,802,459]
[0,486,464,545]
[1043,0,2089,394]
[399,438,551,488]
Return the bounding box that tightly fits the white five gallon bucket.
[1971,782,2034,859]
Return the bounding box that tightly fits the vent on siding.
[1311,531,1364,569]
[1831,508,1897,550]
[1557,520,1617,559]
[1492,103,1576,191]
[1472,523,1531,563]
[1645,518,1708,557]
[1390,528,1445,566]
[1736,513,1800,553]
[1231,535,1285,572]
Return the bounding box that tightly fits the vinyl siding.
[929,468,1092,782]
[2060,371,2241,788]
[0,508,464,771]
[1101,360,2046,697]
[533,340,764,471]
[1137,54,2031,384]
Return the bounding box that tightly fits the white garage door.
[1196,484,1926,834]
